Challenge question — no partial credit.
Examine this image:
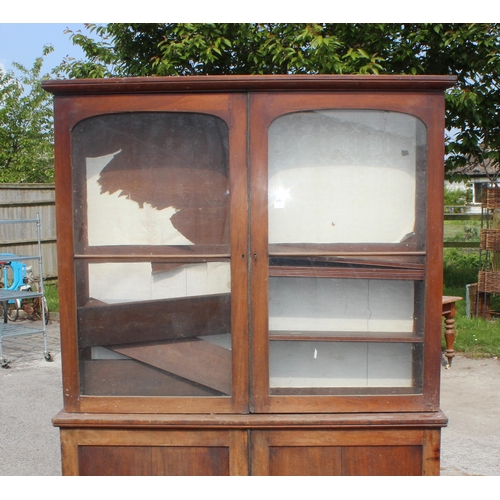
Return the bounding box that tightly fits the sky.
[0,3,488,78]
[0,23,90,76]
[0,1,235,76]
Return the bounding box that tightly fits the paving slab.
[440,354,500,476]
[0,319,62,476]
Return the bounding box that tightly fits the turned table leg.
[441,296,462,369]
[443,308,456,368]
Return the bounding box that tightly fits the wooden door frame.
[249,90,446,413]
[53,92,249,414]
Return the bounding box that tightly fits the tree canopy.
[58,23,500,181]
[0,46,54,183]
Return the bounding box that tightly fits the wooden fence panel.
[0,183,57,279]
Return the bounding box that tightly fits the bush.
[444,185,472,212]
[443,248,480,288]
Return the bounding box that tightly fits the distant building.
[446,160,499,213]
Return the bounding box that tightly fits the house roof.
[452,159,499,179]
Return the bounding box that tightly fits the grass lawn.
[443,220,481,242]
[44,281,59,313]
[443,285,500,358]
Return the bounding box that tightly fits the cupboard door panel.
[269,446,342,476]
[250,429,432,476]
[342,445,423,476]
[66,428,249,476]
[152,447,230,476]
[78,446,151,476]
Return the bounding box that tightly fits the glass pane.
[269,277,416,334]
[269,342,419,391]
[72,112,230,248]
[78,260,232,397]
[267,271,423,395]
[72,112,232,398]
[268,110,426,244]
[267,109,427,396]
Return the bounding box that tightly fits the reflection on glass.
[268,110,426,244]
[72,111,232,398]
[72,112,230,247]
[78,261,232,397]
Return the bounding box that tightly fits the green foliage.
[464,224,480,241]
[0,46,54,183]
[44,282,59,312]
[58,23,500,183]
[443,248,480,288]
[444,185,472,208]
[59,23,385,78]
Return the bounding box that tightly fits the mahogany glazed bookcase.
[43,74,456,476]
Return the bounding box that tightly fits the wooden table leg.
[443,303,456,368]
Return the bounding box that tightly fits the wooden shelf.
[77,294,231,348]
[269,266,424,280]
[268,243,426,256]
[75,245,230,261]
[269,254,425,269]
[270,386,422,396]
[110,338,232,395]
[269,331,423,342]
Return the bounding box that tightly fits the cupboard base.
[54,411,447,476]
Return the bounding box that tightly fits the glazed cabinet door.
[249,92,445,413]
[55,93,249,414]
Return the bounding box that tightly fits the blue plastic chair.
[1,255,28,312]
[3,261,28,291]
